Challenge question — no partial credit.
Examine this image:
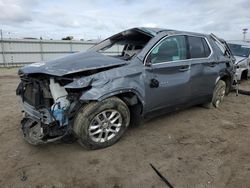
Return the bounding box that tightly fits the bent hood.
[19,51,127,76]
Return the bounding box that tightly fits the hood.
[19,51,127,76]
[234,56,248,64]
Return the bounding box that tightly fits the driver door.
[144,35,192,112]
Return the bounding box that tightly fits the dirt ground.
[0,68,250,188]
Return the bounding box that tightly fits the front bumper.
[20,98,40,121]
[18,97,54,125]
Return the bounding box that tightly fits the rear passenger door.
[187,36,219,101]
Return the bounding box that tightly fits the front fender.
[64,62,146,105]
[80,76,145,104]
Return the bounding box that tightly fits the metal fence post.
[0,29,6,67]
[40,39,44,61]
[70,40,73,53]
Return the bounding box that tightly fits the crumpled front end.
[16,74,79,144]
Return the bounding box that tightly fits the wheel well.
[220,75,231,94]
[115,92,142,111]
[115,92,143,127]
[241,70,248,80]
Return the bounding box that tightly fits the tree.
[62,36,73,40]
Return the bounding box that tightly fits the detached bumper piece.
[21,117,67,145]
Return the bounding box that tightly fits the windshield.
[89,29,152,60]
[228,43,250,57]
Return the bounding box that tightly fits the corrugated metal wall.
[0,39,97,67]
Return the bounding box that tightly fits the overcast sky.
[0,0,250,40]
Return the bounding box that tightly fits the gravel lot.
[0,68,250,188]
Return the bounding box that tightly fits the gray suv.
[16,28,235,149]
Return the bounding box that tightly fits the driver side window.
[150,35,187,64]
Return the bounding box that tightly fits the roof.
[136,27,209,37]
[136,27,174,36]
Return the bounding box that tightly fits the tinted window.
[214,40,225,55]
[150,35,187,64]
[202,38,211,57]
[188,36,211,58]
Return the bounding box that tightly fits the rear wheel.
[203,80,226,108]
[73,97,130,149]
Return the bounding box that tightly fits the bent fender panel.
[79,76,146,107]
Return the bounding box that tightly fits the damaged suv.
[17,28,235,149]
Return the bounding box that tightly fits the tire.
[73,97,130,149]
[203,80,226,108]
[21,118,44,145]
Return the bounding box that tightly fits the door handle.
[179,65,190,72]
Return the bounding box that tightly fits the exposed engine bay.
[16,75,80,144]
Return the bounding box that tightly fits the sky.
[0,0,250,40]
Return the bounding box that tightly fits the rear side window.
[214,41,225,55]
[188,36,211,58]
[202,38,211,57]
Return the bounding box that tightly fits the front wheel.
[73,97,130,149]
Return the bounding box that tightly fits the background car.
[228,40,250,81]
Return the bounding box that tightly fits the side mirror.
[150,78,159,88]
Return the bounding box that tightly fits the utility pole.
[0,29,6,67]
[243,28,248,41]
